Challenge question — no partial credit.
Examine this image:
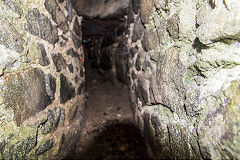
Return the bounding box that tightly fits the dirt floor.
[66,62,150,159]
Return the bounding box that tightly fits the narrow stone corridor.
[64,17,150,158]
[65,56,149,159]
[0,0,240,159]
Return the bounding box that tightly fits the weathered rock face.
[1,0,240,159]
[0,0,85,159]
[122,0,240,159]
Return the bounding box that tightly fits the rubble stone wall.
[0,0,85,159]
[121,0,240,159]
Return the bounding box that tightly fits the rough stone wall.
[124,0,240,159]
[0,0,85,159]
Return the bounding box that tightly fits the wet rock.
[41,107,64,134]
[37,43,50,66]
[36,139,54,156]
[0,16,25,53]
[132,14,145,42]
[52,53,67,72]
[0,68,53,125]
[167,14,180,39]
[25,8,58,44]
[59,73,75,104]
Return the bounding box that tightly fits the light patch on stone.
[0,44,21,74]
[178,0,196,42]
[196,0,240,44]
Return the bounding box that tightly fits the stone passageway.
[65,50,149,159]
[0,0,240,159]
[65,17,150,159]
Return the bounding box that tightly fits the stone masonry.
[0,0,85,159]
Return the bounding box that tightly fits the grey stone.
[77,82,85,95]
[41,107,64,134]
[37,43,50,66]
[140,0,154,23]
[127,8,135,25]
[2,134,37,159]
[142,110,156,154]
[132,14,145,42]
[167,14,180,39]
[25,8,58,44]
[115,38,129,84]
[45,74,56,102]
[71,33,81,49]
[130,46,138,58]
[66,48,79,58]
[142,56,152,71]
[59,73,75,104]
[0,17,25,53]
[149,71,161,104]
[156,47,186,114]
[36,139,53,156]
[52,53,67,72]
[142,29,160,52]
[135,54,142,71]
[131,71,137,80]
[71,0,130,19]
[3,0,23,16]
[131,0,140,13]
[0,68,53,126]
[44,0,67,28]
[80,68,84,77]
[73,18,82,37]
[66,0,73,22]
[68,64,74,73]
[137,75,150,104]
[196,1,240,44]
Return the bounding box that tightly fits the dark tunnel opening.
[82,18,125,86]
[65,17,151,159]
